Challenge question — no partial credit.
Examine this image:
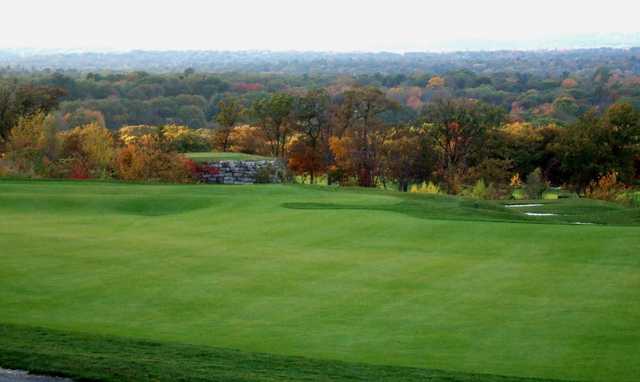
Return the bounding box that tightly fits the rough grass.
[285,191,640,226]
[1,180,639,381]
[0,324,569,382]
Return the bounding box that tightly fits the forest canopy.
[1,48,639,201]
[2,48,640,129]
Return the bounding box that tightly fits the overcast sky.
[2,0,639,52]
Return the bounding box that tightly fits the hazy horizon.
[3,0,639,53]
[3,34,640,55]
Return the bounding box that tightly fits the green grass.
[1,180,639,381]
[0,324,565,382]
[186,151,272,162]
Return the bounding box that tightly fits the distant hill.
[1,45,639,75]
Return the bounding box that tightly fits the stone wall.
[198,160,284,184]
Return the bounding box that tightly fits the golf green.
[0,180,638,381]
[186,151,272,162]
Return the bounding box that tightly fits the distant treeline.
[1,48,640,130]
[2,48,640,75]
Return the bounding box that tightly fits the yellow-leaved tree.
[118,125,160,145]
[5,111,60,176]
[59,123,116,179]
[427,76,445,88]
[79,123,116,177]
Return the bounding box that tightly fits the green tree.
[553,103,640,189]
[0,83,66,143]
[335,86,397,187]
[177,105,206,128]
[65,108,107,129]
[291,89,331,183]
[5,112,59,175]
[524,168,547,199]
[215,97,244,152]
[251,93,294,158]
[421,98,505,193]
[381,126,433,192]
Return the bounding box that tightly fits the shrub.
[118,125,161,145]
[584,173,640,207]
[470,179,488,199]
[603,190,640,207]
[460,179,510,200]
[255,164,276,184]
[627,192,640,207]
[410,181,441,194]
[115,144,151,181]
[485,182,513,200]
[524,168,547,199]
[585,171,624,202]
[510,174,523,188]
[114,134,194,183]
[327,165,347,186]
[80,124,116,178]
[156,155,194,183]
[229,125,269,155]
[511,188,526,200]
[60,123,116,179]
[39,158,76,179]
[468,159,514,188]
[5,112,59,177]
[68,159,90,180]
[0,156,10,177]
[162,124,209,153]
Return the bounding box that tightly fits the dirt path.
[0,369,72,382]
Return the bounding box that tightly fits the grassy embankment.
[1,180,639,381]
[186,151,272,162]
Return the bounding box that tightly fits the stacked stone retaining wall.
[198,160,284,184]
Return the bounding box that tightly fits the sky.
[2,0,639,52]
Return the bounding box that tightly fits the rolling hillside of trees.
[2,48,640,75]
[1,48,639,199]
[1,48,640,130]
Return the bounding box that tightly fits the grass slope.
[1,180,639,381]
[186,151,272,162]
[0,324,567,382]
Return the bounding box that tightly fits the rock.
[198,159,284,184]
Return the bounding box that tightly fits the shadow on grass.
[0,193,215,217]
[282,199,534,224]
[0,323,573,382]
[283,196,640,226]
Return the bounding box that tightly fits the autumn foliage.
[287,138,327,182]
[2,114,196,183]
[114,135,193,183]
[1,82,640,201]
[585,171,624,201]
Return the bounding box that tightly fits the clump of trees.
[4,48,640,133]
[0,83,66,143]
[1,78,639,202]
[115,134,193,183]
[1,113,197,183]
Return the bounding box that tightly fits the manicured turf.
[186,151,272,162]
[1,180,639,381]
[0,324,566,382]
